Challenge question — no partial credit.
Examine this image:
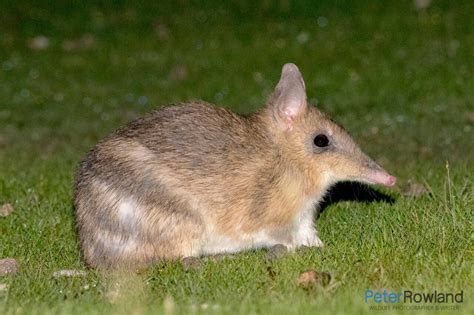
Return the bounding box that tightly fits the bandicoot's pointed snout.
[358,156,397,187]
[364,170,397,187]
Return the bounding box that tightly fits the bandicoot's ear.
[268,63,307,130]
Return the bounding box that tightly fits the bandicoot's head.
[263,63,396,193]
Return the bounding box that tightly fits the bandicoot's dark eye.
[314,134,329,147]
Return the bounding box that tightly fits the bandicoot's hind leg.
[76,179,205,270]
[79,204,206,270]
[141,204,206,260]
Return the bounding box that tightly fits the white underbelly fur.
[200,229,279,256]
[200,198,323,255]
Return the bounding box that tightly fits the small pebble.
[181,257,202,271]
[0,258,19,276]
[62,34,96,51]
[402,181,429,197]
[464,112,474,124]
[414,0,431,10]
[163,295,175,315]
[27,36,50,50]
[0,283,8,293]
[105,288,121,304]
[0,203,13,217]
[52,269,87,278]
[153,21,170,40]
[297,270,331,288]
[168,65,188,81]
[265,244,288,261]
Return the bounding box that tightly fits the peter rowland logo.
[365,289,464,311]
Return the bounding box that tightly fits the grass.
[0,1,472,314]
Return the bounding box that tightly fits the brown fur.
[74,63,394,270]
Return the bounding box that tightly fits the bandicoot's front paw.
[287,234,324,251]
[294,232,324,248]
[301,235,324,248]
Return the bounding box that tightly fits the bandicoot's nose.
[360,155,396,187]
[366,170,397,187]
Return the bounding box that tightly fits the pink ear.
[270,63,307,130]
[281,100,302,127]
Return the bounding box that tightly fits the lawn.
[0,1,472,314]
